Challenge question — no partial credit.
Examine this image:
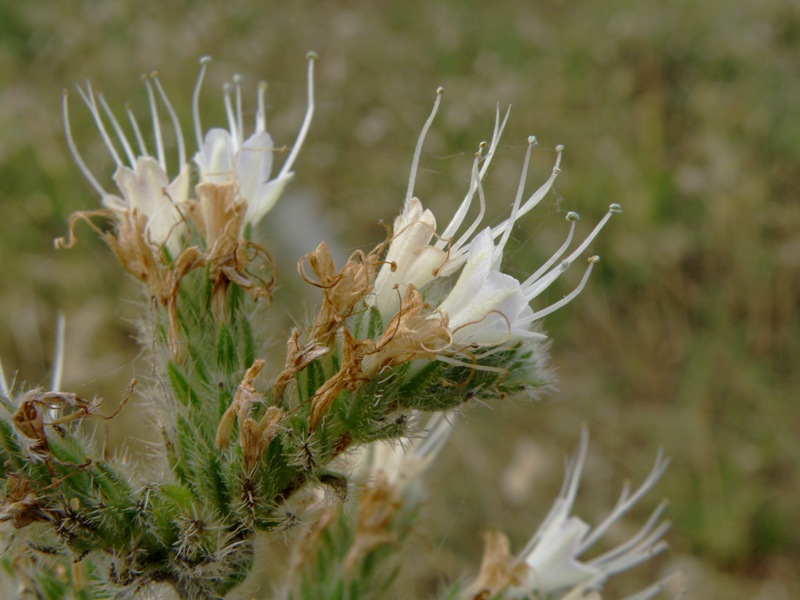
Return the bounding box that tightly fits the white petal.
[194,128,236,184]
[522,515,603,593]
[243,172,294,227]
[111,157,169,217]
[236,130,276,202]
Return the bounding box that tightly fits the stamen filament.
[222,82,239,147]
[490,144,564,242]
[280,51,317,178]
[405,86,443,206]
[152,72,187,168]
[524,203,620,300]
[126,105,149,156]
[98,94,137,167]
[143,76,166,171]
[62,91,106,196]
[76,83,123,168]
[256,80,267,133]
[521,256,599,322]
[521,211,579,289]
[498,136,536,253]
[450,152,488,253]
[193,56,212,149]
[233,74,244,147]
[438,147,483,248]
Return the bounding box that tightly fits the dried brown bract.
[461,531,528,600]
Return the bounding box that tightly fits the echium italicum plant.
[0,53,679,599]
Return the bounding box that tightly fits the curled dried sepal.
[308,330,373,430]
[342,472,400,575]
[215,359,283,472]
[299,240,387,348]
[460,531,529,600]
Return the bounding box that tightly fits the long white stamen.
[280,51,317,178]
[436,106,510,252]
[521,256,599,321]
[590,501,669,567]
[222,82,238,147]
[580,448,669,551]
[256,81,267,133]
[498,136,536,253]
[522,211,579,289]
[62,91,106,196]
[451,151,488,253]
[152,72,187,168]
[0,358,8,398]
[97,94,136,167]
[478,104,511,180]
[438,146,484,248]
[76,83,123,168]
[525,203,621,300]
[233,74,244,146]
[490,144,564,242]
[143,76,166,171]
[405,86,443,206]
[519,427,590,558]
[192,56,212,149]
[126,105,149,156]
[51,312,66,391]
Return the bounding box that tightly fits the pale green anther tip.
[258,80,268,91]
[306,50,319,61]
[233,74,244,84]
[556,144,565,152]
[609,202,622,214]
[566,211,580,222]
[588,255,600,263]
[149,70,159,79]
[223,82,233,93]
[199,56,212,65]
[436,86,444,95]
[528,135,538,146]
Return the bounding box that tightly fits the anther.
[556,144,564,152]
[306,50,319,61]
[566,211,580,222]
[528,135,538,146]
[609,202,622,214]
[199,56,212,65]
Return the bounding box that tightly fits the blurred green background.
[1,0,799,598]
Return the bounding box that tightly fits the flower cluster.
[369,89,620,360]
[0,54,675,599]
[464,429,671,600]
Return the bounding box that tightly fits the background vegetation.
[1,0,798,597]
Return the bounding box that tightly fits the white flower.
[63,76,191,256]
[192,53,316,228]
[371,89,620,347]
[62,54,316,255]
[508,428,670,598]
[352,412,454,496]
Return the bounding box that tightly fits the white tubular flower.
[507,428,670,598]
[63,74,191,256]
[353,412,454,495]
[372,89,621,348]
[193,52,316,229]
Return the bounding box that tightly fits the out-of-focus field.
[1,1,798,598]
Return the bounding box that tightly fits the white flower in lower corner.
[507,429,670,598]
